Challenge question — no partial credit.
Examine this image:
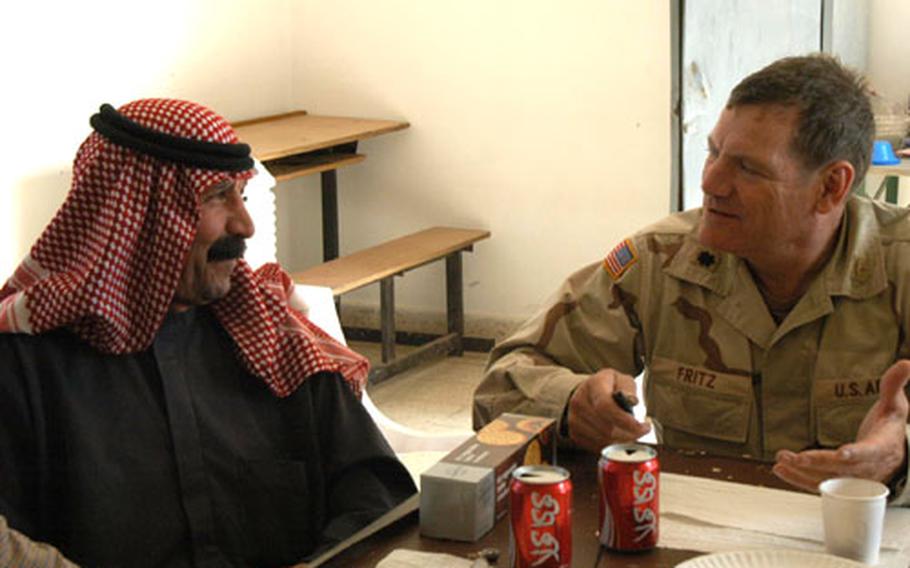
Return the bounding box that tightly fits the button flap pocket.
[648,356,753,443]
[814,378,879,447]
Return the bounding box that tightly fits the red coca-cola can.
[509,464,572,568]
[598,443,659,551]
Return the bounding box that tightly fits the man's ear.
[816,160,855,214]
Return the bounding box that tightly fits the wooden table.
[327,447,794,567]
[232,111,409,262]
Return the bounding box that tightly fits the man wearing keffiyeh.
[0,99,415,567]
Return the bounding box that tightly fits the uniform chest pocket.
[647,357,753,443]
[814,379,879,447]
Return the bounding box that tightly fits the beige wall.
[2,1,672,324]
[867,0,910,108]
[11,2,905,325]
[280,1,672,320]
[0,0,295,278]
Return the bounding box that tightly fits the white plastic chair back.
[291,285,471,454]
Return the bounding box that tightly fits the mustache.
[207,236,247,262]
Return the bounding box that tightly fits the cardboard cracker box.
[419,413,556,541]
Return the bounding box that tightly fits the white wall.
[280,1,672,321]
[0,0,294,279]
[2,1,672,327]
[7,1,905,326]
[867,0,910,108]
[830,0,869,72]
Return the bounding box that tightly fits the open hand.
[773,360,910,492]
[567,368,651,453]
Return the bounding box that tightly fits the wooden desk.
[232,111,409,261]
[328,447,792,567]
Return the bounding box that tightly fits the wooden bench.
[292,226,491,384]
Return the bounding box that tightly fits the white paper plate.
[676,549,866,568]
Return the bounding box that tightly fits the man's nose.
[701,157,732,198]
[228,195,255,239]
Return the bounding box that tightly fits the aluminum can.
[509,464,572,568]
[598,443,659,551]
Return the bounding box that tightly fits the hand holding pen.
[566,368,651,453]
[612,390,636,415]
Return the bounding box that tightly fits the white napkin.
[659,473,910,567]
[376,549,473,568]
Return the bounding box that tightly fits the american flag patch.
[603,239,638,280]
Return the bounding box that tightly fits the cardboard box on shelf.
[419,413,556,542]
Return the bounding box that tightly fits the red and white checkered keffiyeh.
[0,99,369,397]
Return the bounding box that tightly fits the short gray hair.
[728,54,874,188]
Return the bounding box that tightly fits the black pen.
[612,391,635,415]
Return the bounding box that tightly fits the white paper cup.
[819,478,889,565]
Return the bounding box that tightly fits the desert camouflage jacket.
[475,196,910,505]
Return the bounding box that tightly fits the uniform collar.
[822,197,887,300]
[664,230,778,347]
[664,226,738,297]
[662,203,886,349]
[665,202,887,301]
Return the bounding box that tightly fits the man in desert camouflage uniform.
[474,54,910,504]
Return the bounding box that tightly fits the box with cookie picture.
[419,413,556,541]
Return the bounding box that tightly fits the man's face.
[697,104,821,260]
[172,178,254,311]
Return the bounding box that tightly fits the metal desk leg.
[321,170,341,313]
[320,169,339,262]
[873,175,900,204]
[380,277,396,363]
[446,251,465,356]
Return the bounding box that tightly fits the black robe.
[0,308,415,567]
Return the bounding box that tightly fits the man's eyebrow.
[705,137,770,170]
[204,179,234,195]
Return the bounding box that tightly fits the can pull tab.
[518,472,545,480]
